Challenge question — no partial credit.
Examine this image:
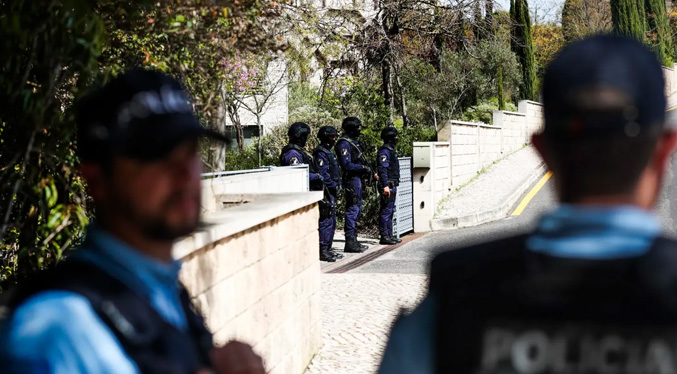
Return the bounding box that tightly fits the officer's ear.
[650,130,677,174]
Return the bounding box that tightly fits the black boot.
[380,236,397,245]
[329,248,344,260]
[356,240,369,250]
[344,237,366,253]
[320,247,337,262]
[389,236,402,244]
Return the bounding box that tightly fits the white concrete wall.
[175,192,323,374]
[201,166,310,214]
[413,142,451,232]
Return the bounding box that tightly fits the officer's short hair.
[541,35,666,202]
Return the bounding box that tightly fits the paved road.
[357,156,677,275]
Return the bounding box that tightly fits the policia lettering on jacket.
[481,326,677,374]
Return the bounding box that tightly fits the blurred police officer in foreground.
[280,122,324,191]
[380,35,677,374]
[335,117,378,253]
[313,126,344,262]
[0,70,265,374]
[377,127,401,245]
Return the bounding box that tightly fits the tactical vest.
[280,143,323,191]
[313,145,341,184]
[1,260,213,374]
[336,136,368,178]
[429,234,677,374]
[379,144,400,187]
[280,143,314,167]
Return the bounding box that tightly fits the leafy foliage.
[0,0,280,284]
[0,0,104,285]
[562,0,612,42]
[532,24,565,77]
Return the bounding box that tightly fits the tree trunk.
[394,64,409,127]
[498,63,505,110]
[257,115,263,167]
[381,59,395,125]
[227,103,245,151]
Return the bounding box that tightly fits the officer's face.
[89,140,203,241]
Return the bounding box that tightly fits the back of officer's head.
[535,35,677,207]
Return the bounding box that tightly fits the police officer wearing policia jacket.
[313,126,345,262]
[377,127,402,246]
[335,117,379,253]
[380,35,677,374]
[0,70,265,374]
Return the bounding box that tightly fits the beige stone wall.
[175,192,323,374]
[437,100,543,189]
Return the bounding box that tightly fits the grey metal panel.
[393,157,414,237]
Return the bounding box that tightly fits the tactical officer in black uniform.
[335,117,378,253]
[380,35,677,374]
[280,122,324,191]
[377,127,401,245]
[314,126,344,262]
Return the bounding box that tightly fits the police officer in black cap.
[280,122,324,191]
[335,117,378,253]
[380,35,677,374]
[0,69,265,374]
[377,127,401,245]
[314,126,344,262]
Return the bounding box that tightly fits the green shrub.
[459,97,518,124]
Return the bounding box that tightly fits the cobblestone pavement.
[304,273,428,374]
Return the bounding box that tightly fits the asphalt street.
[352,156,677,275]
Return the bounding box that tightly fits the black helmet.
[288,122,311,146]
[342,117,362,137]
[381,126,399,143]
[318,126,339,143]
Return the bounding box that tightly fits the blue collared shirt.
[0,226,186,374]
[379,205,662,374]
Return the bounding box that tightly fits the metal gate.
[393,157,414,238]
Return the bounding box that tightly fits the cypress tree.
[510,0,516,52]
[512,0,536,101]
[611,0,646,41]
[646,0,673,65]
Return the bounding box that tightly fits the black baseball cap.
[542,34,666,140]
[76,69,227,162]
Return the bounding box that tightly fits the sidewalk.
[304,273,427,374]
[433,146,546,230]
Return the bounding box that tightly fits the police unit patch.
[381,155,387,163]
[290,157,299,165]
[318,159,324,167]
[341,148,348,156]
